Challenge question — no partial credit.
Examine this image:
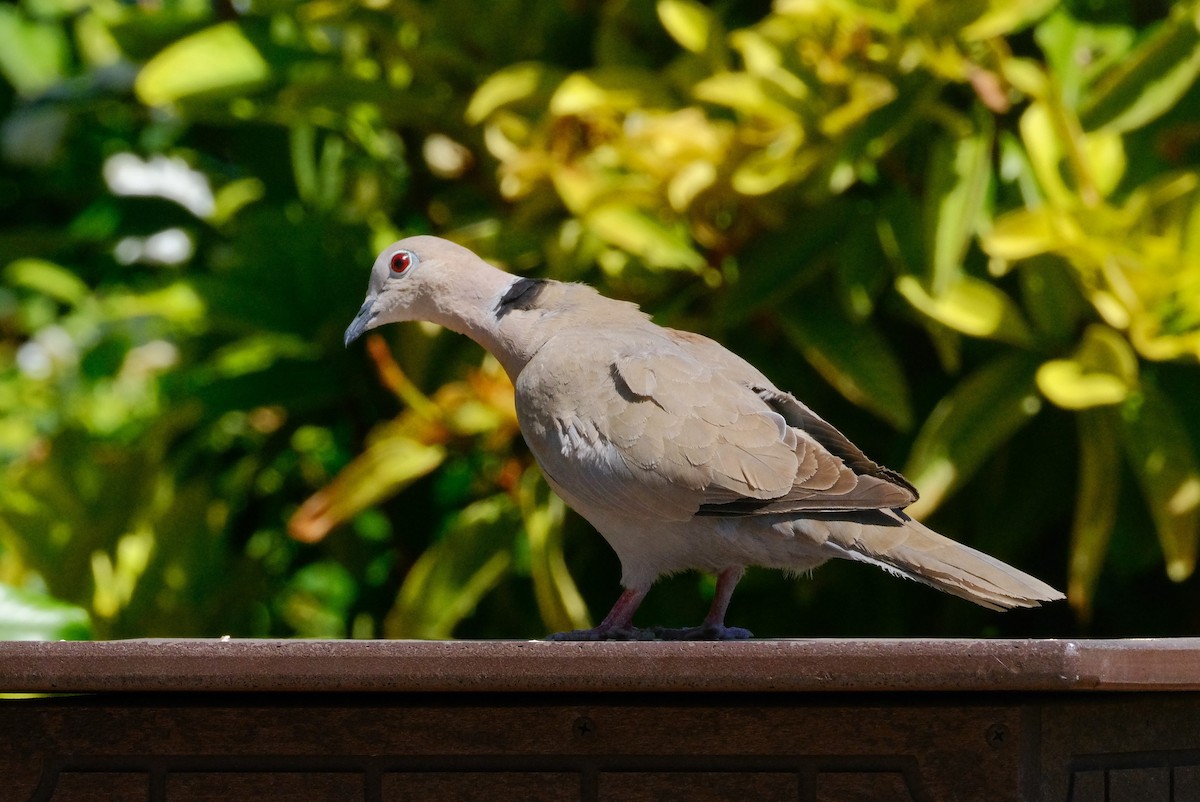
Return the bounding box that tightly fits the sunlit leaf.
[1120,384,1200,582]
[924,119,994,294]
[0,583,91,640]
[1034,11,1134,107]
[1019,102,1074,207]
[289,433,445,543]
[657,0,713,54]
[549,68,669,116]
[896,274,1032,345]
[777,297,913,430]
[0,6,67,97]
[904,353,1043,518]
[385,495,519,639]
[520,467,589,632]
[1068,407,1121,620]
[694,72,801,121]
[1080,2,1200,133]
[584,204,704,271]
[465,62,551,124]
[1037,324,1139,409]
[962,0,1057,41]
[135,22,271,106]
[984,208,1061,261]
[4,258,90,306]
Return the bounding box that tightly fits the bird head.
[344,235,500,347]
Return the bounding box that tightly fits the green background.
[1,0,1198,640]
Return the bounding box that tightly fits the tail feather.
[821,514,1064,610]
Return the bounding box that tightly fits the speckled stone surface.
[1,638,1198,693]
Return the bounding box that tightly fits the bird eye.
[390,250,414,275]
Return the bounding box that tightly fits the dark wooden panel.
[598,772,797,801]
[48,772,148,802]
[166,773,362,801]
[382,772,579,801]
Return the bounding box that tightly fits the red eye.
[390,251,413,274]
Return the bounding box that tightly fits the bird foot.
[545,626,659,641]
[650,624,754,641]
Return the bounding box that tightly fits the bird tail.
[820,513,1064,611]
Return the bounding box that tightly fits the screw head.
[573,715,595,738]
[986,723,1009,748]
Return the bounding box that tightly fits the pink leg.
[654,567,753,641]
[703,566,745,628]
[545,586,651,641]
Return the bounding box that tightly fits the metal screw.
[986,723,1009,748]
[573,715,595,738]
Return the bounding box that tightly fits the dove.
[345,236,1064,640]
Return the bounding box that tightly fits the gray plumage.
[345,236,1064,639]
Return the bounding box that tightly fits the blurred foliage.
[0,0,1198,640]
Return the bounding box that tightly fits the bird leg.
[544,586,657,641]
[652,566,753,641]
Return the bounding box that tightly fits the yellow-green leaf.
[904,353,1042,518]
[924,120,994,294]
[466,62,548,124]
[4,258,90,306]
[0,6,67,97]
[288,434,445,543]
[1037,324,1139,409]
[963,0,1058,41]
[135,22,271,106]
[1081,3,1200,134]
[386,495,518,639]
[584,204,704,271]
[778,302,913,431]
[657,0,713,54]
[984,209,1061,261]
[520,468,589,632]
[1068,407,1121,620]
[896,274,1032,345]
[1120,385,1200,582]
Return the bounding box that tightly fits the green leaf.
[135,22,271,106]
[903,353,1043,518]
[584,204,704,272]
[1068,408,1122,620]
[385,495,519,639]
[1080,3,1200,134]
[923,120,994,294]
[657,0,714,54]
[0,6,67,97]
[1035,11,1135,108]
[0,583,91,641]
[777,292,913,430]
[896,274,1032,345]
[718,202,847,325]
[962,0,1057,41]
[1037,324,1139,409]
[1120,384,1200,582]
[520,468,589,632]
[1017,257,1088,345]
[4,258,90,306]
[288,430,445,544]
[466,62,552,124]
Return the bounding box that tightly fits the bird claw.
[650,624,754,641]
[544,626,658,641]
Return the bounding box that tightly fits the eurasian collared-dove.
[345,236,1064,639]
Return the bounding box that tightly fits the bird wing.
[515,326,914,523]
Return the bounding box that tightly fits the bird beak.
[344,297,377,347]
